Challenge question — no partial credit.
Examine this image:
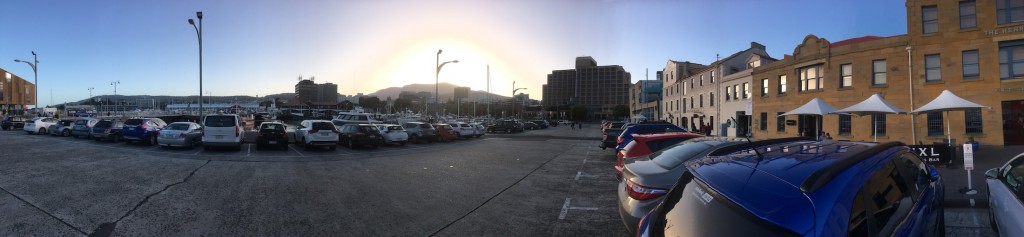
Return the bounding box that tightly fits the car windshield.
[419,124,432,129]
[656,179,799,237]
[165,123,191,130]
[359,126,379,132]
[311,122,335,130]
[388,126,402,131]
[204,116,236,127]
[353,115,368,121]
[261,124,284,131]
[651,142,714,169]
[333,120,345,126]
[95,121,111,128]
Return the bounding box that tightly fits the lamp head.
[14,59,21,63]
[188,19,195,25]
[31,51,36,56]
[437,49,442,54]
[196,11,203,19]
[453,60,459,63]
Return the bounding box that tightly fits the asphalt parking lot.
[0,124,1001,236]
[0,125,628,236]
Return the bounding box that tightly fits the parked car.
[255,122,289,150]
[450,122,478,139]
[523,122,539,130]
[122,118,168,145]
[331,112,381,126]
[636,139,944,237]
[23,117,59,135]
[402,122,437,143]
[156,122,202,148]
[48,119,75,137]
[615,132,704,179]
[618,137,748,233]
[91,119,125,142]
[70,118,100,138]
[337,123,382,149]
[433,123,459,142]
[487,120,521,133]
[294,120,339,150]
[611,123,688,152]
[985,153,1024,237]
[559,120,571,125]
[202,114,243,151]
[376,124,409,145]
[531,120,550,129]
[1,116,26,130]
[471,124,487,137]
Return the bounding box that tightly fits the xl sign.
[909,145,952,164]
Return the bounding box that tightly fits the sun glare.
[373,38,515,97]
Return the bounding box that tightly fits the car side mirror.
[986,168,1000,179]
[929,167,940,182]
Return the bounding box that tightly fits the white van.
[202,114,243,151]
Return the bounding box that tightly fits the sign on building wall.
[909,145,953,164]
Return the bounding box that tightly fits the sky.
[1,0,908,106]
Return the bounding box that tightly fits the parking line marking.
[558,198,572,220]
[192,149,203,156]
[290,146,306,157]
[568,207,599,211]
[247,144,252,156]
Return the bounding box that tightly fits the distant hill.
[369,83,508,101]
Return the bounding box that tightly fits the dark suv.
[402,122,436,143]
[91,119,126,142]
[122,118,167,145]
[637,139,944,237]
[487,120,521,133]
[1,116,25,130]
[338,124,383,149]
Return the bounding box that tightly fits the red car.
[433,123,460,142]
[615,132,703,179]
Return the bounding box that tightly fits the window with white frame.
[799,65,823,91]
[840,64,852,88]
[872,60,887,85]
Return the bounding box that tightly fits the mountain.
[368,83,508,101]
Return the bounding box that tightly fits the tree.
[259,100,272,110]
[613,105,629,119]
[358,96,382,112]
[393,98,412,112]
[571,106,588,121]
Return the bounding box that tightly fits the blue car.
[122,118,167,145]
[636,139,944,237]
[614,124,688,151]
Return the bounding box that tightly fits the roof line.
[799,141,905,193]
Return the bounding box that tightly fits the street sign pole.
[963,144,977,195]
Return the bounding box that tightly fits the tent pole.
[873,114,877,143]
[946,111,952,145]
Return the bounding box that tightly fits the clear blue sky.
[1,0,907,106]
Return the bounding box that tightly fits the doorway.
[797,114,818,138]
[1003,100,1024,145]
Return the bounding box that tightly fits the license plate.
[320,132,329,136]
[216,135,224,139]
[369,135,376,138]
[268,141,277,144]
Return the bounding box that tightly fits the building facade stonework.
[542,56,631,120]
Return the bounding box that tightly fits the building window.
[742,83,749,99]
[700,75,704,86]
[840,64,853,88]
[799,65,823,91]
[710,93,715,106]
[965,108,983,134]
[999,40,1024,79]
[700,94,704,107]
[838,114,852,136]
[760,112,767,130]
[963,50,980,78]
[778,75,787,94]
[690,79,694,88]
[725,86,732,101]
[761,78,768,96]
[872,114,887,136]
[682,98,686,112]
[690,96,694,108]
[925,54,941,82]
[872,60,887,85]
[927,112,944,136]
[922,6,938,34]
[776,112,785,132]
[960,1,977,29]
[997,0,1024,25]
[732,85,739,100]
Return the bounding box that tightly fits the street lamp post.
[14,51,38,112]
[111,81,120,115]
[189,11,204,116]
[512,81,526,119]
[87,87,94,102]
[435,49,458,119]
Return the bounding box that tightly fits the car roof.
[631,132,703,142]
[686,139,898,234]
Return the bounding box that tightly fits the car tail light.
[235,126,240,137]
[332,128,340,134]
[141,123,148,129]
[617,137,624,144]
[200,128,204,136]
[625,180,668,200]
[310,129,318,134]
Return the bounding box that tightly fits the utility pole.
[715,54,721,137]
[487,64,490,118]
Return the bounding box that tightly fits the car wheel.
[149,135,158,145]
[236,144,242,151]
[348,139,355,148]
[112,135,121,143]
[62,130,70,137]
[409,134,418,143]
[187,138,195,149]
[204,145,210,151]
[329,145,336,151]
[39,128,46,135]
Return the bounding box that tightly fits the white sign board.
[963,144,974,171]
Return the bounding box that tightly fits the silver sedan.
[157,122,202,148]
[985,153,1024,237]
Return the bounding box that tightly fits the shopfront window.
[927,112,944,136]
[965,109,983,134]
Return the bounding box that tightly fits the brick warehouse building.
[753,0,1024,146]
[0,68,35,116]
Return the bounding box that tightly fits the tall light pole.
[512,81,526,119]
[14,51,38,111]
[189,11,203,116]
[435,49,458,119]
[88,87,94,101]
[111,81,120,115]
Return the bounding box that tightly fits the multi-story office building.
[542,56,632,119]
[674,42,772,133]
[295,79,317,103]
[753,0,1024,146]
[0,68,35,115]
[661,61,706,126]
[721,53,776,137]
[630,79,663,122]
[317,83,338,103]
